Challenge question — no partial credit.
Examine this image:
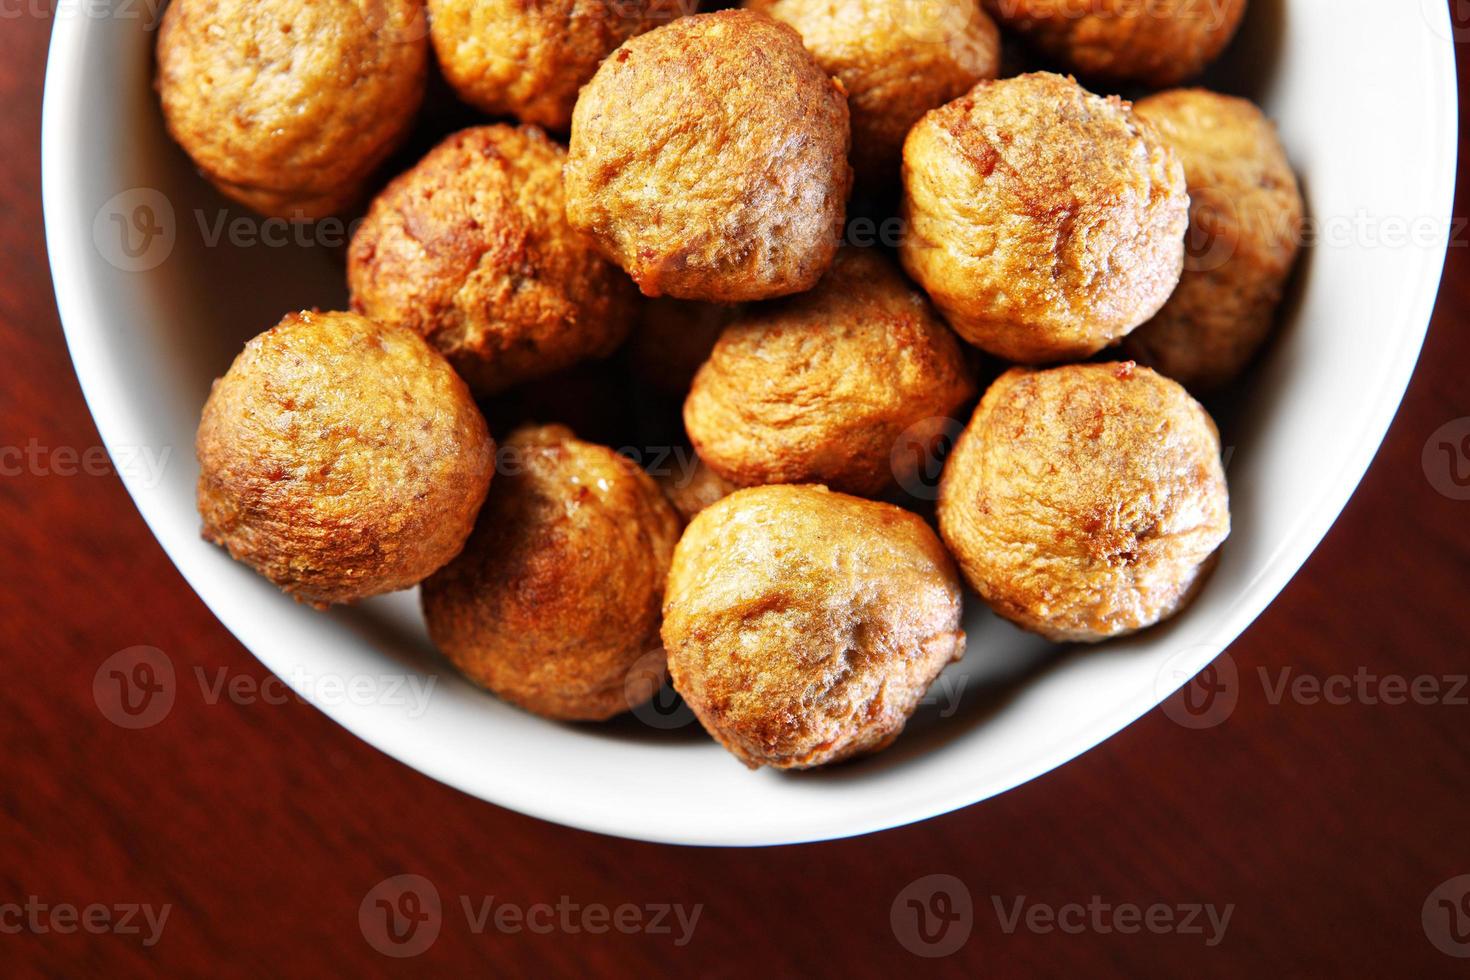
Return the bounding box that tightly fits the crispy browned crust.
[663,485,966,769]
[155,0,427,218]
[421,425,681,721]
[982,0,1247,87]
[752,0,999,186]
[429,0,696,131]
[683,248,976,497]
[937,363,1230,642]
[346,125,637,396]
[1123,89,1304,391]
[196,310,494,607]
[899,72,1189,363]
[564,10,852,302]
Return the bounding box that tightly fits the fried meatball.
[683,248,975,497]
[196,311,494,607]
[156,0,426,219]
[628,298,740,396]
[937,363,1229,642]
[663,485,966,769]
[565,10,852,302]
[428,0,693,131]
[981,0,1246,88]
[1122,90,1304,391]
[900,72,1189,363]
[347,125,636,395]
[657,454,739,524]
[751,0,999,185]
[422,425,681,720]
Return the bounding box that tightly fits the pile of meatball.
[163,0,1301,770]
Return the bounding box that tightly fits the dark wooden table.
[4,6,1468,976]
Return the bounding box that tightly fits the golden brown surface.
[751,0,999,186]
[1123,89,1304,391]
[683,248,975,496]
[422,425,681,721]
[428,0,693,131]
[982,0,1246,87]
[663,485,966,769]
[938,363,1229,642]
[628,298,740,396]
[657,455,739,523]
[156,0,427,219]
[900,72,1189,363]
[564,10,852,302]
[196,311,494,607]
[347,125,636,395]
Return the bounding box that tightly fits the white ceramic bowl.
[43,0,1458,845]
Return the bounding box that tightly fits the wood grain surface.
[3,5,1468,976]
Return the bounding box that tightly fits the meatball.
[422,425,681,721]
[900,72,1189,363]
[428,0,693,131]
[981,0,1247,88]
[663,485,966,769]
[347,125,636,396]
[751,0,999,185]
[627,298,740,396]
[684,248,975,497]
[657,454,739,524]
[196,311,494,607]
[565,10,852,302]
[937,363,1230,642]
[156,0,426,219]
[1122,89,1304,391]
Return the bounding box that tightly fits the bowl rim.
[40,6,1461,846]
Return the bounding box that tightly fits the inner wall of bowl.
[45,0,1454,844]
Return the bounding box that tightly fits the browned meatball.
[751,0,1000,185]
[982,0,1247,88]
[347,125,637,395]
[565,10,852,302]
[196,311,494,607]
[429,0,694,131]
[684,248,975,497]
[627,298,740,396]
[663,485,966,769]
[900,72,1189,364]
[1123,89,1304,391]
[422,425,681,721]
[156,0,427,218]
[938,363,1230,642]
